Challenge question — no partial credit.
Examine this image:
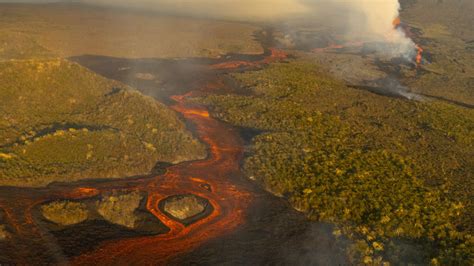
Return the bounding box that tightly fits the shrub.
[96,191,143,228]
[41,201,89,226]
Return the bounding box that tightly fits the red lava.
[0,49,288,265]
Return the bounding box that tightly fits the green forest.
[196,61,474,264]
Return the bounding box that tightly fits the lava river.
[0,49,288,265]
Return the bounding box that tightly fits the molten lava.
[0,49,289,264]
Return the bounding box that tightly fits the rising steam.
[340,0,417,59]
[78,0,417,60]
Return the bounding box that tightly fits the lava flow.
[0,49,288,265]
[69,53,289,263]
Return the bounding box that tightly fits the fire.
[68,187,100,198]
[393,16,424,66]
[415,44,423,66]
[263,48,288,62]
[392,17,401,28]
[180,108,210,118]
[211,61,254,70]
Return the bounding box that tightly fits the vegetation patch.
[96,191,143,229]
[0,59,206,187]
[41,201,89,226]
[400,0,474,106]
[195,61,474,264]
[0,4,263,59]
[161,194,209,222]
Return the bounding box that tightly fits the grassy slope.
[0,4,263,59]
[196,61,474,264]
[41,201,90,226]
[400,0,474,106]
[0,57,206,187]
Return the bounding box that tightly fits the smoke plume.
[306,0,417,59]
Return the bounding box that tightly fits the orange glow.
[70,76,255,264]
[415,44,423,66]
[211,61,255,70]
[263,48,288,62]
[392,17,401,28]
[70,50,287,264]
[189,177,207,183]
[70,187,100,198]
[0,48,288,264]
[179,108,210,118]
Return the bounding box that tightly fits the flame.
[392,17,401,28]
[393,17,424,66]
[177,107,210,118]
[71,187,100,197]
[415,44,423,66]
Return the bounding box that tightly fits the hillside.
[0,58,206,187]
[400,0,474,106]
[0,3,263,59]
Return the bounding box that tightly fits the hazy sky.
[0,0,59,2]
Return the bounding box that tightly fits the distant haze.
[0,0,417,59]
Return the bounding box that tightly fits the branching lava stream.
[0,48,289,264]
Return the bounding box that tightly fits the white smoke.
[339,0,417,59]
